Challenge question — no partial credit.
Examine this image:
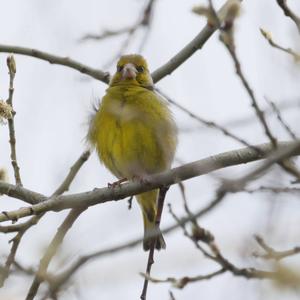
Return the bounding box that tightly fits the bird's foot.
[108,178,128,188]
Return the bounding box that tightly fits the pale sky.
[1,0,300,299]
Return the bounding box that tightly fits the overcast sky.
[1,0,300,299]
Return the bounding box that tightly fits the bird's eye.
[136,66,144,73]
[117,65,123,72]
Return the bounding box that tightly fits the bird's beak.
[121,63,137,80]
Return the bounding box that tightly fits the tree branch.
[6,55,22,186]
[151,0,243,83]
[0,44,110,84]
[141,268,226,288]
[260,28,300,62]
[0,151,90,290]
[36,185,227,294]
[254,235,300,261]
[0,181,46,205]
[276,0,300,33]
[0,0,242,89]
[52,150,90,196]
[0,141,300,223]
[23,150,91,299]
[156,88,258,150]
[25,208,86,300]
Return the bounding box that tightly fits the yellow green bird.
[88,54,177,251]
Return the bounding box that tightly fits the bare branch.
[38,186,227,293]
[80,27,133,42]
[260,28,300,61]
[81,0,157,66]
[254,235,300,261]
[243,186,300,194]
[276,0,300,33]
[169,195,278,284]
[1,141,300,223]
[156,88,259,150]
[219,22,277,148]
[0,231,23,286]
[25,208,86,300]
[209,3,300,181]
[151,0,243,83]
[24,150,91,299]
[169,291,176,300]
[0,1,242,88]
[53,150,90,196]
[220,140,300,192]
[141,268,226,288]
[0,44,110,84]
[265,97,297,140]
[81,0,156,42]
[6,55,22,186]
[0,151,90,290]
[0,181,46,205]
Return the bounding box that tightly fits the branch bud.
[7,54,16,75]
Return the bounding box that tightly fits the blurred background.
[0,0,300,299]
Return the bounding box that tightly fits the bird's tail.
[136,189,166,251]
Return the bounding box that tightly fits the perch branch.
[0,141,300,223]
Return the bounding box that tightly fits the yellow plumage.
[88,55,177,250]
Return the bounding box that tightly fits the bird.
[88,54,177,251]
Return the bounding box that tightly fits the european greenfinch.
[88,54,177,250]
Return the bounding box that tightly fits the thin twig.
[220,140,300,193]
[102,29,136,69]
[25,208,86,300]
[156,88,259,151]
[243,186,300,194]
[168,203,216,260]
[6,55,22,186]
[13,260,36,276]
[0,230,23,286]
[219,25,277,148]
[260,28,300,61]
[265,97,297,140]
[142,268,226,288]
[211,2,300,181]
[81,0,156,43]
[81,0,157,68]
[151,0,243,83]
[40,186,226,293]
[169,291,176,300]
[0,1,241,87]
[0,56,24,285]
[53,150,90,196]
[169,193,277,284]
[0,151,90,290]
[254,235,300,261]
[24,151,91,299]
[276,0,300,33]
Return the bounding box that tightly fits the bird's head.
[109,54,153,89]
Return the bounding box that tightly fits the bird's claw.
[107,178,127,188]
